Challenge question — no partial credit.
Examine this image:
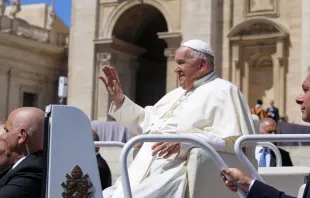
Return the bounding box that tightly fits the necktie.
[258,147,269,167]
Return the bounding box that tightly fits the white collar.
[12,156,27,170]
[96,152,100,156]
[193,71,217,88]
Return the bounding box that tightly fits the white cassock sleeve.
[178,85,255,157]
[109,96,146,134]
[109,89,180,134]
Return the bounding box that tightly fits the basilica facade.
[0,2,69,121]
[68,0,310,124]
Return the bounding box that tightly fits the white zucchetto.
[181,39,214,57]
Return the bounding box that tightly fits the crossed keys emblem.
[61,165,93,198]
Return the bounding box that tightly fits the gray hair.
[188,49,215,68]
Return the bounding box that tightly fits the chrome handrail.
[120,134,247,198]
[235,134,310,182]
[94,141,125,148]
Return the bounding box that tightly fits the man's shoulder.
[277,147,290,155]
[14,151,44,173]
[96,154,107,164]
[0,151,43,185]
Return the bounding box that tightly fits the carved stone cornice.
[232,23,279,37]
[164,48,177,60]
[94,37,146,57]
[245,0,279,17]
[10,68,52,83]
[228,18,288,43]
[96,52,111,67]
[157,32,182,48]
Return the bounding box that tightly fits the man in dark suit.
[92,130,112,190]
[220,74,310,198]
[256,118,293,167]
[0,107,44,197]
[266,100,280,123]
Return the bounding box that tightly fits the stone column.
[67,0,97,118]
[95,52,111,121]
[242,61,250,100]
[94,38,145,120]
[231,44,241,88]
[7,68,21,114]
[279,58,286,116]
[0,66,9,120]
[158,32,182,93]
[275,40,286,116]
[164,48,178,93]
[272,54,280,108]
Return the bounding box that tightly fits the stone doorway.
[228,18,289,116]
[248,55,274,108]
[112,4,168,107]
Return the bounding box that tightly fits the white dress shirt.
[12,156,27,170]
[255,146,271,167]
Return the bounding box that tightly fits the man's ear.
[199,59,208,71]
[17,128,28,145]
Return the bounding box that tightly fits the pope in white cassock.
[100,39,256,198]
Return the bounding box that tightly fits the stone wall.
[0,32,66,120]
[67,0,98,118]
[280,146,310,166]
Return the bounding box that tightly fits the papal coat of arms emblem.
[61,165,93,198]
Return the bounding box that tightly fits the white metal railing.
[120,134,247,198]
[94,141,125,148]
[256,142,282,167]
[235,134,310,182]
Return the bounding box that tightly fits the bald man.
[0,124,10,172]
[0,107,44,198]
[92,130,112,190]
[256,118,293,167]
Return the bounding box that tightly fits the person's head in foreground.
[220,74,310,193]
[3,107,44,165]
[259,118,277,135]
[0,123,10,171]
[174,39,215,90]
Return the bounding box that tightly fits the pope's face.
[174,47,201,90]
[296,74,310,122]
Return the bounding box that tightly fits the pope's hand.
[151,142,180,158]
[99,66,125,108]
[220,168,253,193]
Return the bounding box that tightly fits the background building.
[0,2,69,121]
[68,0,310,124]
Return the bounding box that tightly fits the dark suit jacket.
[0,151,43,198]
[248,179,310,198]
[270,147,293,167]
[266,106,280,122]
[97,153,112,190]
